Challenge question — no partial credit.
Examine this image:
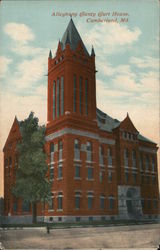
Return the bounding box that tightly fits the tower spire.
[60,19,89,55]
[91,45,95,56]
[49,50,52,59]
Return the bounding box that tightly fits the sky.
[0,0,159,197]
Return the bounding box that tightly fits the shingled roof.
[96,108,156,144]
[60,18,89,56]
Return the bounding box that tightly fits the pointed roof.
[3,116,21,151]
[91,45,95,56]
[60,18,89,55]
[49,50,52,58]
[119,113,139,133]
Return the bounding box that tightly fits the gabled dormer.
[113,113,139,142]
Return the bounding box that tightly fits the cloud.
[130,56,159,69]
[78,22,141,54]
[4,23,34,44]
[0,56,12,78]
[8,51,48,91]
[0,90,47,150]
[12,43,44,56]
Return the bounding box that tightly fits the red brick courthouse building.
[3,19,159,223]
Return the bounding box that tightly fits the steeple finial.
[49,50,52,59]
[91,45,95,56]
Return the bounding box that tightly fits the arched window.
[86,141,92,162]
[86,141,92,151]
[74,139,80,160]
[50,143,54,163]
[48,192,54,210]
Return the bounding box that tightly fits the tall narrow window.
[85,79,88,115]
[108,148,112,166]
[57,192,63,210]
[132,172,137,184]
[132,150,137,168]
[56,78,60,118]
[59,140,63,161]
[145,155,149,171]
[99,145,104,165]
[79,77,82,114]
[50,143,54,163]
[151,156,155,172]
[75,165,80,178]
[58,164,63,179]
[75,192,81,209]
[87,167,93,180]
[108,171,112,182]
[86,141,92,162]
[108,195,114,210]
[50,164,54,181]
[53,81,56,119]
[74,139,80,160]
[125,171,129,183]
[100,195,105,209]
[124,148,129,167]
[48,193,54,210]
[139,153,143,171]
[73,74,76,112]
[61,76,64,115]
[87,192,93,209]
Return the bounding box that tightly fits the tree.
[12,112,51,223]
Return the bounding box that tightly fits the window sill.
[58,159,64,163]
[49,161,56,165]
[57,209,63,212]
[74,177,81,180]
[86,178,94,181]
[124,165,129,169]
[86,161,93,164]
[108,165,114,168]
[74,159,81,162]
[48,209,54,212]
[57,178,63,180]
[99,163,105,167]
